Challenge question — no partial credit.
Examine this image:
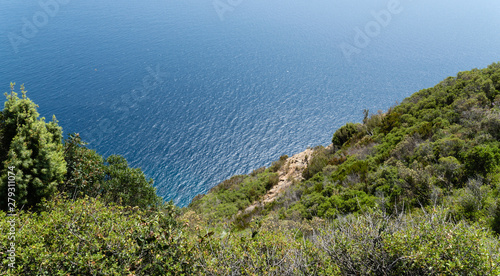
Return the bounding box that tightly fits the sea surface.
[1,0,499,206]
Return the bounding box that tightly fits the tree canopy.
[0,84,66,209]
[0,84,162,210]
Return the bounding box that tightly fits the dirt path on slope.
[244,148,314,213]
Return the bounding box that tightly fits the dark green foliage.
[287,186,377,220]
[100,155,161,208]
[0,196,195,275]
[491,202,500,235]
[481,109,500,139]
[330,190,376,214]
[452,178,489,221]
[265,173,279,190]
[432,136,466,160]
[0,84,66,210]
[269,154,288,172]
[62,133,161,208]
[330,156,369,184]
[380,110,402,134]
[61,133,105,198]
[464,144,500,177]
[435,156,463,190]
[332,122,362,147]
[302,147,332,179]
[0,85,162,210]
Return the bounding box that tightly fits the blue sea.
[1,0,499,206]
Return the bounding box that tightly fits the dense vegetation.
[1,63,500,275]
[1,196,194,275]
[185,62,500,274]
[0,84,66,210]
[274,63,500,222]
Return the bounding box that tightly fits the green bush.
[329,190,376,214]
[332,123,362,148]
[490,202,500,235]
[61,133,106,198]
[100,155,162,208]
[0,196,195,275]
[265,173,279,190]
[449,178,491,222]
[196,229,335,275]
[464,144,500,177]
[269,155,288,173]
[302,147,331,179]
[188,170,280,222]
[316,209,500,275]
[435,156,463,190]
[380,111,402,134]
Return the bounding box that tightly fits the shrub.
[315,208,500,275]
[332,123,362,148]
[61,133,106,198]
[100,155,161,208]
[265,173,279,190]
[482,109,500,140]
[0,196,195,275]
[390,134,422,163]
[209,175,246,193]
[434,156,463,190]
[250,166,266,176]
[269,155,288,173]
[464,144,500,177]
[432,136,466,159]
[302,148,330,180]
[329,190,376,214]
[490,202,500,235]
[450,178,490,221]
[380,111,402,134]
[196,229,334,275]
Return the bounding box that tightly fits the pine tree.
[0,84,66,210]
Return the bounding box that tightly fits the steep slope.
[243,147,314,214]
[188,62,500,224]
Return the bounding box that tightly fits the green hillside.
[190,62,500,224]
[2,63,500,275]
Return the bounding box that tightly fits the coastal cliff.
[3,63,500,275]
